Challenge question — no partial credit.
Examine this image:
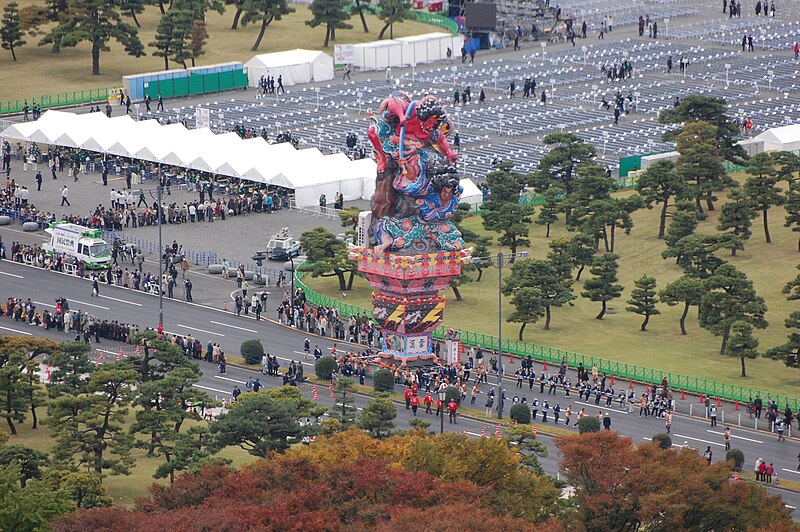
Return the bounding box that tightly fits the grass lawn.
[0,2,439,101]
[306,173,800,398]
[1,412,257,507]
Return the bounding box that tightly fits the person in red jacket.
[404,387,413,409]
[423,392,433,414]
[759,460,767,481]
[436,398,443,417]
[448,399,458,423]
[766,463,775,484]
[410,394,420,416]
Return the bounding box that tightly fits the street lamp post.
[725,63,731,87]
[157,181,164,329]
[471,251,529,419]
[438,389,446,433]
[289,256,296,326]
[581,45,588,65]
[540,42,546,64]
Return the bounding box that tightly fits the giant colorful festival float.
[349,92,472,366]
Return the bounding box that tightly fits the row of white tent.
[0,110,483,206]
[0,110,376,207]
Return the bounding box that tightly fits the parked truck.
[43,222,111,270]
[266,227,301,260]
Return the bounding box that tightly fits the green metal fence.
[0,88,110,115]
[295,271,800,410]
[413,11,459,34]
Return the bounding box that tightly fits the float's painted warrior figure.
[351,93,471,364]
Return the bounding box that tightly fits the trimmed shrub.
[726,448,745,471]
[444,386,461,405]
[652,433,672,450]
[240,339,264,365]
[315,355,338,380]
[373,369,395,393]
[509,403,532,424]
[577,416,601,434]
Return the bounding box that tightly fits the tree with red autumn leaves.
[556,430,794,531]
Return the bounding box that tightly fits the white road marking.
[194,384,232,394]
[70,298,109,310]
[673,434,725,447]
[707,430,763,444]
[98,294,142,306]
[573,400,629,414]
[782,469,800,476]
[34,301,56,308]
[0,271,23,278]
[0,325,32,335]
[176,324,224,337]
[214,376,247,384]
[209,320,258,333]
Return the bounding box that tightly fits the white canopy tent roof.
[754,124,800,153]
[1,110,378,207]
[244,49,334,88]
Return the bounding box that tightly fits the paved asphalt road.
[3,257,800,513]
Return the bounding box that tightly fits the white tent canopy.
[244,49,334,88]
[754,124,800,153]
[352,33,462,70]
[1,110,377,207]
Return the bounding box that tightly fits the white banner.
[445,339,461,365]
[334,44,354,65]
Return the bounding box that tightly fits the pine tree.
[626,275,660,331]
[41,0,144,75]
[581,253,623,320]
[150,10,185,70]
[240,0,294,51]
[1,2,25,61]
[744,152,783,244]
[699,264,768,355]
[482,163,534,260]
[306,0,351,48]
[188,18,207,67]
[357,397,396,438]
[535,186,561,237]
[636,159,689,239]
[120,0,146,27]
[504,258,574,332]
[659,275,705,335]
[675,121,731,213]
[331,376,357,428]
[785,182,800,252]
[726,321,759,377]
[534,132,597,225]
[376,0,411,39]
[717,190,754,255]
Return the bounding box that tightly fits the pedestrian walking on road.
[777,418,786,441]
[709,404,717,427]
[665,411,672,434]
[448,399,458,423]
[704,446,713,465]
[60,185,70,206]
[602,412,611,430]
[723,427,731,450]
[90,274,100,297]
[232,386,241,401]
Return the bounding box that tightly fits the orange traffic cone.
[681,389,686,400]
[135,344,141,356]
[116,346,124,362]
[646,384,651,394]
[717,397,722,407]
[733,471,740,482]
[543,361,548,371]
[735,401,739,411]
[509,355,514,364]
[611,375,615,385]
[223,301,228,312]
[481,426,486,437]
[629,379,634,390]
[699,394,704,404]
